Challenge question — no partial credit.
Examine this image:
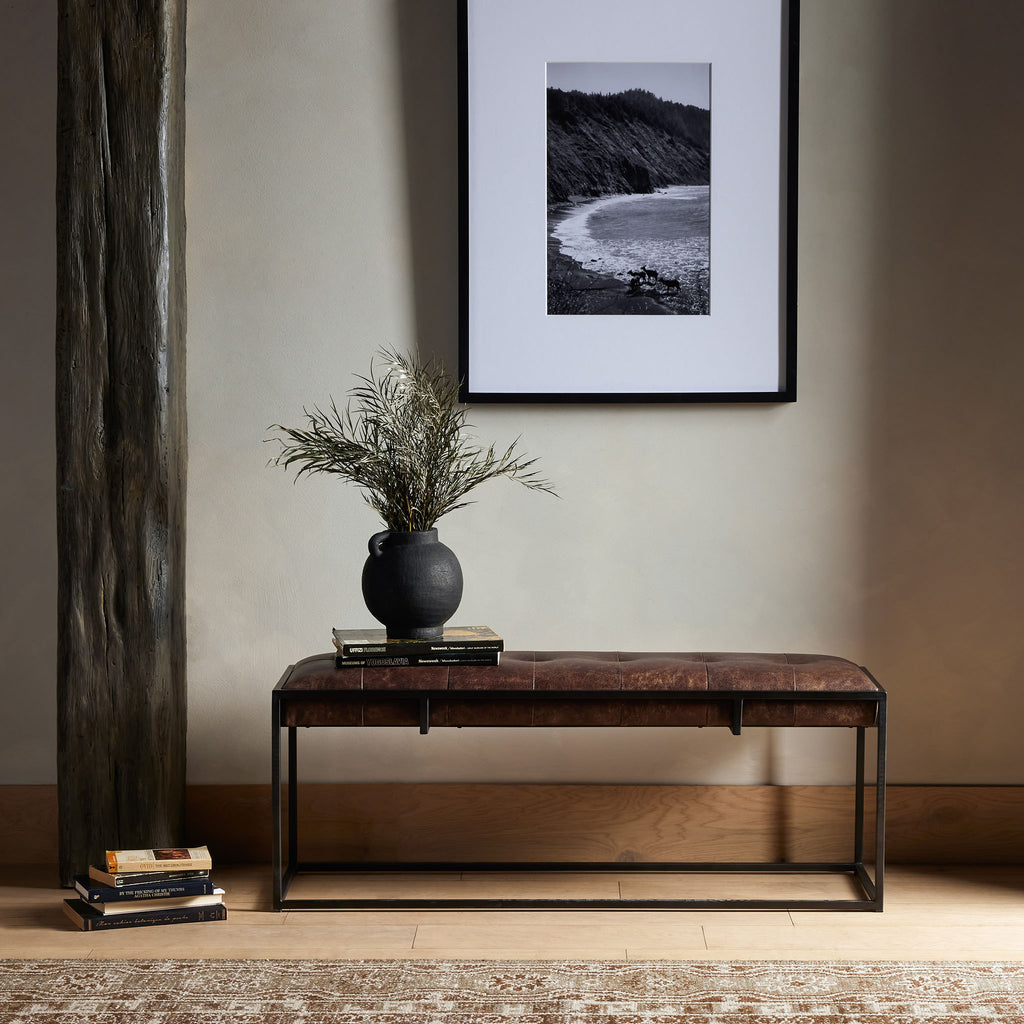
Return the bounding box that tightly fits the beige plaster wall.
[2,1,1022,786]
[183,0,1024,786]
[0,0,57,784]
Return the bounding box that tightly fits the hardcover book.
[92,889,224,916]
[88,865,211,888]
[104,846,213,873]
[62,898,227,931]
[336,652,500,669]
[332,625,503,658]
[74,874,216,903]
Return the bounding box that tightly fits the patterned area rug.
[1,959,1023,1022]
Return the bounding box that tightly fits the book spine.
[335,653,501,669]
[106,858,212,872]
[97,869,211,887]
[341,642,504,657]
[105,847,212,872]
[97,892,224,916]
[63,899,227,931]
[76,878,216,903]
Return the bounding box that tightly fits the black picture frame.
[458,0,799,404]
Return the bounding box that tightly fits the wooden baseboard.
[3,783,1022,867]
[0,786,58,867]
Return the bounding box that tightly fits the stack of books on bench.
[332,625,503,668]
[63,845,227,931]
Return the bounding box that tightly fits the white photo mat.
[458,0,797,402]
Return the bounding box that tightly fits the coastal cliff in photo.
[547,87,710,204]
[546,66,712,316]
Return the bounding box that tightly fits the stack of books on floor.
[63,845,227,931]
[332,625,503,668]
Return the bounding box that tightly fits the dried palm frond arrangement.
[268,348,556,532]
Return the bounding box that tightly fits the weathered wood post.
[56,0,187,885]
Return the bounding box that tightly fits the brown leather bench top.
[277,651,882,730]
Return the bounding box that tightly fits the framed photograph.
[458,0,799,403]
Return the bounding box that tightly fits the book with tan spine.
[104,845,213,873]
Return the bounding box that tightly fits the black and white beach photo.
[461,0,793,399]
[547,62,711,316]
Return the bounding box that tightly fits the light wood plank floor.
[2,864,1022,961]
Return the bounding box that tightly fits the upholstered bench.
[272,651,886,911]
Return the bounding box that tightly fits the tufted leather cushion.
[279,651,881,730]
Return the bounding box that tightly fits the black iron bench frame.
[271,665,886,912]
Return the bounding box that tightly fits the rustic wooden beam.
[56,0,187,885]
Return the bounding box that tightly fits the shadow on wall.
[393,0,460,372]
[866,1,1024,781]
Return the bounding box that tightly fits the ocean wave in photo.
[552,185,710,284]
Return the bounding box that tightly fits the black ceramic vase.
[360,529,464,640]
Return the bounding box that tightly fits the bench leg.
[874,703,887,909]
[852,715,886,910]
[271,703,300,910]
[855,726,866,863]
[272,698,282,909]
[288,725,298,877]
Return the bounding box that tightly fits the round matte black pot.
[361,529,463,640]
